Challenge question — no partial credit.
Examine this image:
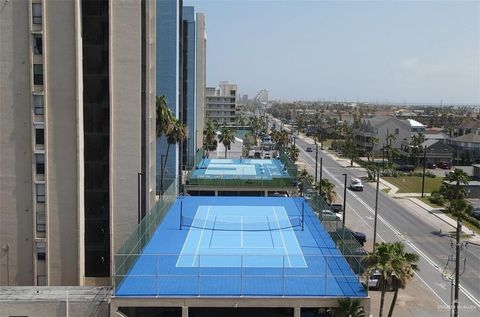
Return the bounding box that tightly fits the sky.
[184,0,480,105]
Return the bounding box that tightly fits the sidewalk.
[379,178,479,242]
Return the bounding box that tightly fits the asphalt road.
[269,117,480,316]
[294,135,480,316]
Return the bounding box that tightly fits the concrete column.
[293,307,301,317]
[182,306,189,317]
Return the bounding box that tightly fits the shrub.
[429,191,445,205]
[425,171,436,178]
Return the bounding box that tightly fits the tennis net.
[180,215,303,231]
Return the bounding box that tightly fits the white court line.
[285,209,308,268]
[176,205,203,267]
[298,146,453,307]
[273,207,292,267]
[191,206,212,267]
[241,216,243,248]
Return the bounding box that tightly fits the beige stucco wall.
[44,0,80,286]
[0,0,35,286]
[110,0,143,262]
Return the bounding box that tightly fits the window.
[395,128,399,135]
[33,95,44,115]
[36,154,45,174]
[33,64,43,85]
[36,211,45,232]
[33,34,42,55]
[35,128,44,145]
[36,242,46,260]
[32,3,42,24]
[36,184,45,203]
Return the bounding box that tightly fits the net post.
[180,201,183,230]
[302,202,305,231]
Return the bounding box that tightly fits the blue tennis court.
[114,197,366,297]
[190,158,289,180]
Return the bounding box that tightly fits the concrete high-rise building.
[181,6,196,169]
[195,13,206,151]
[205,82,238,127]
[0,0,156,286]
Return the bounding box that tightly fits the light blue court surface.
[190,158,289,179]
[176,205,307,268]
[115,197,366,297]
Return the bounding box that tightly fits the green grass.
[383,176,444,193]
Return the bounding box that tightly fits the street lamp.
[373,170,380,252]
[342,173,347,225]
[421,145,427,198]
[381,144,385,172]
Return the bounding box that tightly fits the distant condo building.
[205,81,238,127]
[0,0,156,286]
[195,13,207,150]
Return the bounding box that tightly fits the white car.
[316,209,343,221]
[350,178,364,191]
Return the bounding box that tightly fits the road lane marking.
[297,145,480,309]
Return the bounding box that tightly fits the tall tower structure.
[0,0,156,286]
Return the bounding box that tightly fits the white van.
[349,178,364,191]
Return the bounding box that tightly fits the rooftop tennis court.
[114,197,366,297]
[190,158,289,180]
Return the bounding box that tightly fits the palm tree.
[219,127,236,159]
[386,243,420,317]
[287,145,300,162]
[364,242,419,317]
[337,298,365,317]
[368,136,379,163]
[298,169,314,195]
[203,121,218,156]
[409,133,425,167]
[161,118,187,191]
[317,178,336,203]
[156,95,174,138]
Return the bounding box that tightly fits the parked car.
[366,270,394,291]
[328,203,344,213]
[427,162,436,169]
[346,229,367,246]
[396,165,415,172]
[437,161,452,169]
[317,210,342,221]
[306,147,313,152]
[472,207,480,220]
[349,178,364,191]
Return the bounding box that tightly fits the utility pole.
[319,157,323,207]
[315,142,318,183]
[342,173,347,225]
[373,171,380,252]
[454,217,462,317]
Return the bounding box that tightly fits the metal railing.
[114,254,366,297]
[113,180,177,288]
[299,183,366,276]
